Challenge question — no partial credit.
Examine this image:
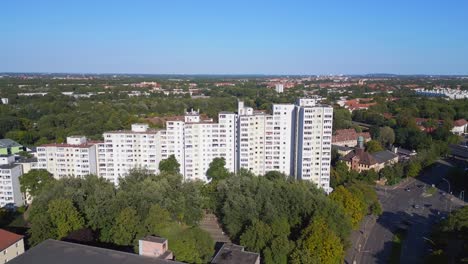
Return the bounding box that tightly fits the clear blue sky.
[1,0,467,75]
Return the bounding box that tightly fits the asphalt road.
[348,160,466,264]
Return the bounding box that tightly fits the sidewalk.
[344,215,377,264]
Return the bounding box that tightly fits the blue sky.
[1,0,467,75]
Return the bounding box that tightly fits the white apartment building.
[295,98,333,193]
[98,124,162,185]
[267,104,296,175]
[275,83,284,93]
[237,102,296,176]
[237,102,269,176]
[37,136,98,180]
[0,155,24,207]
[182,110,237,181]
[32,98,333,193]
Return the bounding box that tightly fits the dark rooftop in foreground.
[211,243,260,264]
[8,239,183,264]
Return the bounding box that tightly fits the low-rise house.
[332,129,371,147]
[0,229,24,263]
[391,146,417,161]
[341,138,398,172]
[0,139,25,155]
[451,119,467,135]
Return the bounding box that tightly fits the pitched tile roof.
[341,148,378,166]
[454,119,467,127]
[0,229,23,251]
[332,129,371,143]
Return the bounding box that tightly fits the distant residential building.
[0,139,25,155]
[341,138,398,172]
[343,98,377,112]
[415,88,468,99]
[1,98,8,104]
[275,83,284,93]
[0,155,24,207]
[332,129,371,147]
[37,136,99,180]
[0,229,24,263]
[451,119,467,135]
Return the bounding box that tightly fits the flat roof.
[8,240,183,264]
[141,236,167,244]
[211,243,260,264]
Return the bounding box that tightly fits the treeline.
[27,170,213,263]
[23,156,383,264]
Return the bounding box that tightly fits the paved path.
[346,160,467,264]
[199,213,231,243]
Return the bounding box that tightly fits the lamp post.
[442,178,450,194]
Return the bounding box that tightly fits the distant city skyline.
[1,0,468,75]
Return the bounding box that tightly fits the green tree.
[159,155,180,174]
[366,140,384,153]
[111,207,141,245]
[19,169,54,198]
[405,161,422,178]
[28,213,56,246]
[290,217,344,264]
[330,186,366,228]
[160,225,214,263]
[240,219,273,253]
[206,157,230,181]
[47,198,85,239]
[378,126,395,147]
[144,204,172,235]
[265,171,288,181]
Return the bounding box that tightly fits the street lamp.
[442,178,450,194]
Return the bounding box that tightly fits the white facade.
[237,107,269,176]
[0,230,24,264]
[275,83,284,93]
[98,124,162,185]
[0,156,24,207]
[183,110,237,181]
[32,98,333,193]
[295,98,333,193]
[1,98,8,104]
[37,136,98,180]
[267,104,296,175]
